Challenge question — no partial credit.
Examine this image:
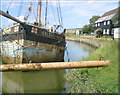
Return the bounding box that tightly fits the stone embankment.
[66,37,108,48]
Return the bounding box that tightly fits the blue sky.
[0,0,119,29]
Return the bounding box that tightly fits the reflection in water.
[2,70,65,93]
[1,40,95,93]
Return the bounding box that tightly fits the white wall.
[114,28,120,38]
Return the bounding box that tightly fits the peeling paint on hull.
[1,40,65,64]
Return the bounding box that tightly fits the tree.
[82,24,95,34]
[89,15,100,24]
[81,15,100,34]
[82,25,89,34]
[111,12,120,27]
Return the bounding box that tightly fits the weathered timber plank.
[0,61,109,71]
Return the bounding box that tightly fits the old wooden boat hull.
[1,40,65,64]
[2,69,65,93]
[1,23,66,64]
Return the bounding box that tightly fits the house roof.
[95,7,120,23]
[66,28,82,30]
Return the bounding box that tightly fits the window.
[98,23,100,26]
[14,26,19,32]
[103,29,106,34]
[107,21,110,25]
[95,23,97,27]
[31,27,38,33]
[107,29,109,34]
[112,29,114,34]
[104,21,106,25]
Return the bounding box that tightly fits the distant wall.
[66,28,82,34]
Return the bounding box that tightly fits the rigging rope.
[32,0,37,22]
[32,7,37,22]
[17,0,23,18]
[24,2,32,21]
[56,2,61,26]
[58,0,63,28]
[56,0,63,32]
[45,0,48,28]
[6,0,12,13]
[50,0,57,25]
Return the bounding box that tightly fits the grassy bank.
[66,40,119,93]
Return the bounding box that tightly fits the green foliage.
[82,24,95,34]
[66,41,119,93]
[112,12,120,27]
[89,15,100,24]
[81,15,100,34]
[94,28,102,38]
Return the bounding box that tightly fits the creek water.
[0,40,95,93]
[64,41,95,62]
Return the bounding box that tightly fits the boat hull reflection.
[2,69,65,93]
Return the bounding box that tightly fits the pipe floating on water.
[0,61,109,71]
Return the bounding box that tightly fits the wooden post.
[0,61,109,71]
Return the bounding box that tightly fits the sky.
[0,0,119,29]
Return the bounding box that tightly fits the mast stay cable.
[56,0,63,32]
[50,0,57,25]
[6,0,12,13]
[45,0,48,28]
[24,2,32,21]
[17,0,23,18]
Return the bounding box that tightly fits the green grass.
[66,40,119,93]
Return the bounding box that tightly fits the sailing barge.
[0,1,66,64]
[0,1,66,93]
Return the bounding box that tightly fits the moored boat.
[0,0,66,64]
[1,1,66,93]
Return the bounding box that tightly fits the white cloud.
[62,1,118,17]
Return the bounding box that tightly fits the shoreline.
[66,37,109,48]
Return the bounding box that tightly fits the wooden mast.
[37,0,42,27]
